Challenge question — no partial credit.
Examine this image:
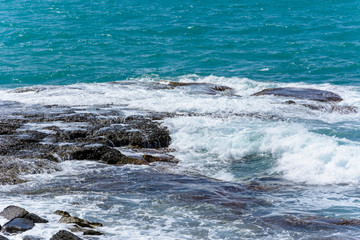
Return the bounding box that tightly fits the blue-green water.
[1,0,360,87]
[1,1,360,239]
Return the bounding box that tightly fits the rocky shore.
[0,205,102,239]
[0,83,358,239]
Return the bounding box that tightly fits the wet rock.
[69,226,103,236]
[0,121,23,135]
[162,81,236,96]
[252,87,343,102]
[24,213,48,223]
[50,230,82,240]
[2,218,35,234]
[0,157,59,185]
[56,211,103,229]
[142,154,177,163]
[101,151,148,165]
[22,236,44,240]
[59,216,103,228]
[0,235,9,240]
[0,205,28,221]
[54,210,71,217]
[83,229,103,235]
[72,145,112,160]
[284,100,296,104]
[97,118,172,149]
[71,145,147,165]
[321,218,360,226]
[302,104,357,113]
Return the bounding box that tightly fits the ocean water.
[1,0,360,239]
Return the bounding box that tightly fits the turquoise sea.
[1,0,360,87]
[1,1,360,239]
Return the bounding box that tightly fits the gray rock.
[50,230,82,240]
[0,235,9,240]
[2,218,35,234]
[252,87,343,102]
[0,205,28,221]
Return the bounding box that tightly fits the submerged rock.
[69,226,103,236]
[2,218,35,234]
[252,87,343,102]
[159,81,237,96]
[50,230,82,240]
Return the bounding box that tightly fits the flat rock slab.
[2,218,35,234]
[252,87,343,102]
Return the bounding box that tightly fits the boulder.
[69,226,103,236]
[59,216,103,228]
[252,87,343,102]
[54,210,71,217]
[1,218,35,234]
[0,205,28,221]
[55,210,103,229]
[50,230,82,240]
[24,213,48,223]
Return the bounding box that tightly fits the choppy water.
[1,0,360,239]
[1,0,360,87]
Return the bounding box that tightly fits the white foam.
[1,75,360,186]
[164,116,360,185]
[261,125,360,185]
[1,75,359,125]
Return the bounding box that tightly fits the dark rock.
[101,150,148,165]
[2,218,35,234]
[71,145,147,165]
[0,121,22,135]
[252,87,343,102]
[0,157,59,185]
[59,216,103,228]
[72,145,112,160]
[69,226,103,236]
[142,154,176,163]
[325,218,360,226]
[57,212,103,229]
[54,210,71,217]
[163,81,236,96]
[302,104,357,114]
[50,230,82,240]
[0,205,28,221]
[24,213,48,223]
[83,230,103,235]
[284,100,296,104]
[0,235,9,240]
